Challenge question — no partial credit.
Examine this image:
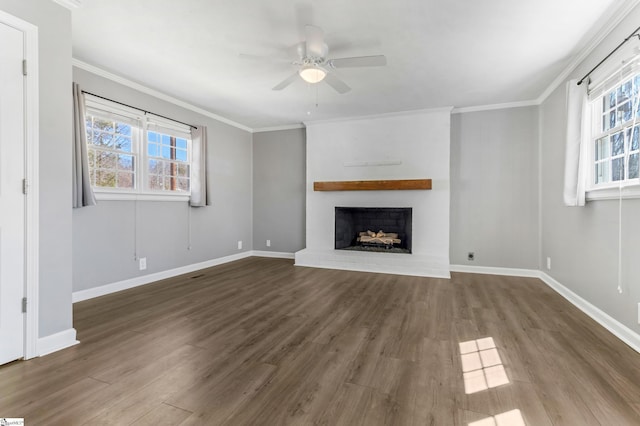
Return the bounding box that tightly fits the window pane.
[176,148,187,161]
[96,151,117,169]
[633,126,639,151]
[177,178,189,191]
[595,137,609,161]
[177,163,189,177]
[612,132,624,156]
[163,161,173,176]
[96,170,116,187]
[117,172,134,189]
[116,123,131,136]
[93,118,115,133]
[114,135,132,152]
[161,146,171,159]
[148,131,158,143]
[149,175,161,190]
[609,111,616,129]
[161,134,171,145]
[608,90,616,108]
[148,142,158,157]
[629,153,639,179]
[612,157,624,181]
[618,80,632,103]
[618,102,632,124]
[118,154,134,171]
[176,138,187,149]
[148,159,160,175]
[595,162,610,184]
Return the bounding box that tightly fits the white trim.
[52,0,82,10]
[253,124,305,133]
[303,107,455,127]
[449,264,540,278]
[72,251,254,302]
[0,9,40,361]
[451,100,539,114]
[252,251,295,259]
[94,191,191,202]
[537,0,640,105]
[586,185,640,200]
[38,328,79,357]
[72,59,253,133]
[539,271,640,353]
[23,14,39,361]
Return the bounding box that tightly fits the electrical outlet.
[237,240,242,250]
[467,252,475,261]
[546,257,551,270]
[139,257,147,271]
[266,239,271,247]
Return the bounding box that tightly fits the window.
[85,95,192,199]
[589,73,640,189]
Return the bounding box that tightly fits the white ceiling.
[72,0,627,130]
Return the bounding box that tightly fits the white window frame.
[586,55,640,201]
[85,95,192,202]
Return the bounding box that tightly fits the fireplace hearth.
[335,207,412,254]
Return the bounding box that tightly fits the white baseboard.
[538,272,640,354]
[252,251,295,259]
[72,251,254,303]
[449,264,540,278]
[38,328,79,357]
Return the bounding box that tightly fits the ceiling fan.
[269,25,387,94]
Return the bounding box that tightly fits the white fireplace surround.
[295,109,452,278]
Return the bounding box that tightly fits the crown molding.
[72,59,253,133]
[304,106,454,127]
[252,124,305,133]
[537,0,640,104]
[452,100,539,114]
[52,0,82,10]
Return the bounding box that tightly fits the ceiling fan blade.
[329,55,387,68]
[272,72,299,91]
[324,73,351,94]
[305,25,325,57]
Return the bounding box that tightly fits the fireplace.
[335,207,412,254]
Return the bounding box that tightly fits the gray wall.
[450,107,539,268]
[539,4,640,333]
[0,0,74,338]
[72,67,253,292]
[252,129,306,253]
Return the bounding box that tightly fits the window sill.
[94,191,190,202]
[586,185,640,201]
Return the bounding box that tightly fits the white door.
[0,21,26,365]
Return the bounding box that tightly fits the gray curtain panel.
[72,83,96,208]
[190,126,210,206]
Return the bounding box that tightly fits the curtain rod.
[577,25,640,86]
[81,90,197,129]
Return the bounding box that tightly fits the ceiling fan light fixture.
[299,65,326,84]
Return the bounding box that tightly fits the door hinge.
[22,179,28,195]
[22,59,27,76]
[22,297,27,313]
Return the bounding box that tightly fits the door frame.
[0,9,39,360]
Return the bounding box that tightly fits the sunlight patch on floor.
[459,337,509,394]
[468,409,526,426]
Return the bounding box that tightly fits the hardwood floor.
[2,257,640,425]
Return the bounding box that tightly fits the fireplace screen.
[335,207,412,254]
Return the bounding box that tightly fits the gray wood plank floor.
[1,257,640,425]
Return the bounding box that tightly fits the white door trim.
[0,9,40,360]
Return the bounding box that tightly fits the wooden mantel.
[313,179,432,191]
